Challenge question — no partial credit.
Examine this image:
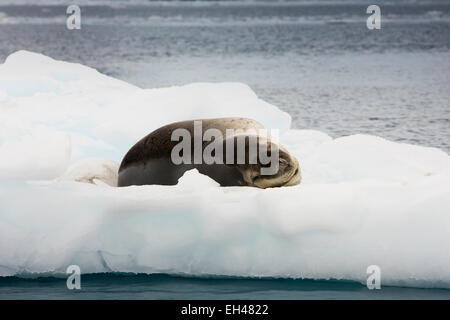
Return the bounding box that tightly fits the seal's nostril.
[294,168,299,176]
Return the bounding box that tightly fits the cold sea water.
[2,273,450,300]
[0,0,449,299]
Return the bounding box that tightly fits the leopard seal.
[118,117,301,188]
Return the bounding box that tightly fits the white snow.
[1,51,450,288]
[57,158,119,187]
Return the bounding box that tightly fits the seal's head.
[225,136,301,189]
[254,146,301,188]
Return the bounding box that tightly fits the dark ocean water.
[0,0,449,151]
[2,273,450,300]
[0,0,449,299]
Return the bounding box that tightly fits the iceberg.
[1,51,450,288]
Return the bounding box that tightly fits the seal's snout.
[282,156,301,187]
[284,164,301,187]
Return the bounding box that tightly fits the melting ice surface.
[0,51,450,289]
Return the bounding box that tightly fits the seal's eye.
[279,158,288,169]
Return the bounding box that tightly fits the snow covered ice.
[1,51,450,288]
